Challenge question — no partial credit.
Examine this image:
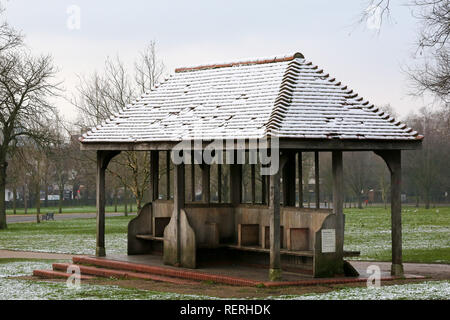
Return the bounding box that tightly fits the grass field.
[344,206,450,264]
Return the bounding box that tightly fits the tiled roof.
[80,52,422,144]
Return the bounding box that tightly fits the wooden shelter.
[80,52,422,280]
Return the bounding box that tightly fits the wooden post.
[190,151,195,202]
[150,151,159,201]
[173,163,185,265]
[218,164,222,203]
[282,152,296,206]
[269,153,287,281]
[251,164,256,204]
[298,151,303,208]
[166,151,170,200]
[269,168,282,281]
[230,158,242,205]
[315,151,320,209]
[375,150,403,276]
[96,150,120,257]
[261,166,266,205]
[332,151,344,260]
[201,164,210,203]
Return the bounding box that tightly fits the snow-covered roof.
[80,52,422,144]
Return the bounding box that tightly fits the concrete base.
[96,247,106,257]
[269,268,282,281]
[391,263,404,277]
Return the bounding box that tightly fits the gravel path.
[350,261,450,280]
[6,212,135,224]
[0,250,74,260]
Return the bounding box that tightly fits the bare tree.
[135,41,165,94]
[0,42,59,228]
[73,43,164,211]
[359,0,449,102]
[345,152,373,209]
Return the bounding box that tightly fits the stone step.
[33,269,94,280]
[72,256,261,286]
[53,263,198,285]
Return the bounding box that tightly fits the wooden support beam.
[315,152,320,209]
[190,151,195,202]
[298,151,303,208]
[217,164,222,203]
[201,164,210,203]
[375,150,403,276]
[282,152,296,206]
[332,151,344,260]
[173,163,185,265]
[230,158,242,205]
[269,169,282,281]
[166,151,170,200]
[269,154,287,281]
[261,166,267,205]
[251,164,256,204]
[96,150,120,257]
[149,151,159,202]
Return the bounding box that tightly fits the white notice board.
[321,229,336,253]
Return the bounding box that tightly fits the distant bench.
[41,212,54,221]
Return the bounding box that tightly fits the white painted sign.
[321,229,336,253]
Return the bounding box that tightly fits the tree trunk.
[12,185,17,215]
[124,186,128,216]
[35,184,41,224]
[44,184,48,207]
[23,185,28,214]
[0,161,8,229]
[114,188,118,213]
[357,194,363,209]
[424,191,430,209]
[58,185,64,214]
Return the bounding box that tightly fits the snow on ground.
[270,281,450,300]
[0,260,212,300]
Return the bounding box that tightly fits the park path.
[6,212,136,224]
[0,249,74,260]
[350,261,450,280]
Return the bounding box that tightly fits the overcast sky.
[2,0,431,122]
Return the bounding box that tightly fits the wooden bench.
[41,212,54,221]
[136,234,164,241]
[226,244,314,257]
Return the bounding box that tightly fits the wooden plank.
[218,164,222,203]
[96,150,120,257]
[332,151,344,259]
[315,151,320,209]
[80,139,422,152]
[201,164,210,203]
[166,151,170,200]
[298,151,303,208]
[226,245,314,257]
[251,164,256,204]
[269,163,282,280]
[150,151,159,201]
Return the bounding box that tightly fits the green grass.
[0,216,134,255]
[344,205,450,264]
[6,205,134,215]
